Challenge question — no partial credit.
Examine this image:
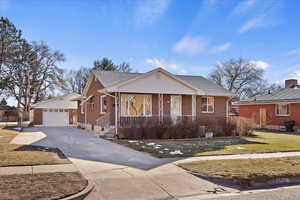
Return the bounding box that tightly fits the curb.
[60,180,95,200]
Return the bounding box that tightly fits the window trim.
[100,95,108,114]
[120,94,152,117]
[275,103,290,116]
[201,96,215,113]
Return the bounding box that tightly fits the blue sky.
[1,0,300,84]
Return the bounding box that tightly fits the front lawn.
[0,127,70,166]
[178,156,300,188]
[0,172,87,200]
[115,131,300,158]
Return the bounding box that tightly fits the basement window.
[276,104,290,116]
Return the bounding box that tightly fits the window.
[121,94,152,116]
[100,95,108,114]
[80,104,84,114]
[276,104,290,116]
[89,97,95,111]
[201,97,214,113]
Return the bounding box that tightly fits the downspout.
[226,97,231,123]
[115,92,118,136]
[84,101,87,128]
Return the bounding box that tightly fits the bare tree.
[63,66,91,94]
[209,58,277,99]
[0,17,23,91]
[4,41,65,119]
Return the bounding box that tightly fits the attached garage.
[31,93,80,127]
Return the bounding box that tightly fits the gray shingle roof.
[93,70,233,96]
[237,85,300,104]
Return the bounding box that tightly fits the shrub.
[117,116,251,139]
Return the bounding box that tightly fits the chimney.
[285,79,298,88]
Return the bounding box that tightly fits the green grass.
[115,131,300,158]
[178,156,300,188]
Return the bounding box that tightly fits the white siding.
[116,72,196,95]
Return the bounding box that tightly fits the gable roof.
[236,85,300,105]
[32,93,80,108]
[0,105,16,111]
[93,68,233,96]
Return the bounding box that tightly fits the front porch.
[95,93,199,135]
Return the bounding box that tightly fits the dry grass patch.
[0,127,70,167]
[0,172,87,200]
[198,131,300,156]
[115,137,258,158]
[115,131,300,158]
[178,156,300,188]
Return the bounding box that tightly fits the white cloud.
[232,0,257,15]
[136,0,171,25]
[173,36,209,56]
[287,49,300,56]
[250,61,269,69]
[210,42,232,54]
[145,58,187,74]
[237,0,282,33]
[239,15,265,33]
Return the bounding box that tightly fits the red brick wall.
[68,109,77,124]
[182,95,192,115]
[239,103,300,126]
[163,94,171,116]
[152,94,159,115]
[196,96,228,121]
[33,108,43,125]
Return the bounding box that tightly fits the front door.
[170,95,182,119]
[260,108,267,128]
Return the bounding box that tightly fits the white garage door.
[43,109,69,127]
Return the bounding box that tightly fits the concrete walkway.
[72,158,236,200]
[0,164,77,175]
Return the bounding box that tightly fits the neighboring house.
[0,105,18,122]
[75,68,233,136]
[31,93,80,127]
[235,79,300,130]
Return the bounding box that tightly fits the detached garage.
[31,93,80,127]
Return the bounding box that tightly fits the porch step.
[98,127,116,139]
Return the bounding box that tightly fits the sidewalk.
[0,164,78,175]
[175,151,300,164]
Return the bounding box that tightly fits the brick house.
[235,79,300,130]
[0,105,18,122]
[75,68,233,136]
[31,93,80,127]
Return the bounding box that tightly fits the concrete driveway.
[13,127,235,200]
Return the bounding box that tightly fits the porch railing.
[119,115,196,128]
[96,112,110,129]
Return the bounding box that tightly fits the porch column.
[158,94,164,121]
[192,95,196,120]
